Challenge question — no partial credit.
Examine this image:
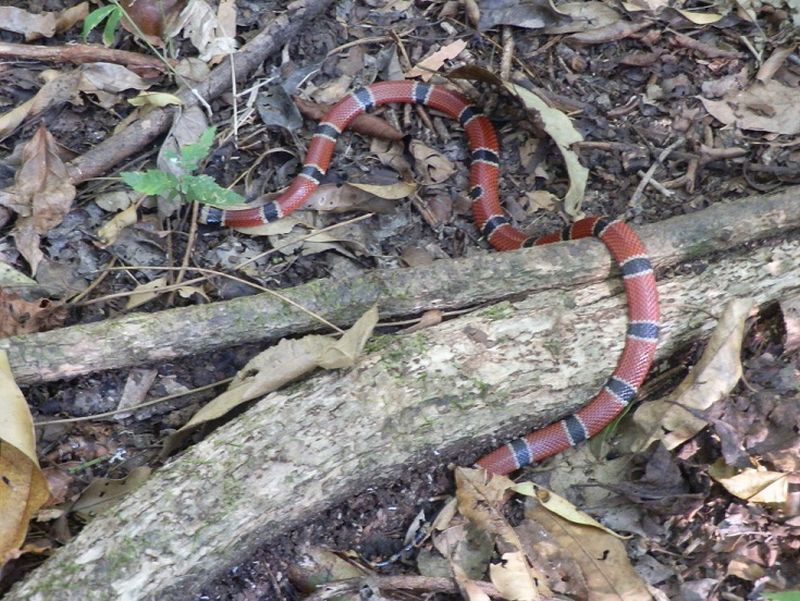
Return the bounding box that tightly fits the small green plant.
[121,127,245,206]
[762,593,800,601]
[82,3,124,46]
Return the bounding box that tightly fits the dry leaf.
[476,0,559,31]
[632,298,753,450]
[709,460,788,504]
[167,0,238,61]
[543,2,621,35]
[54,3,90,34]
[126,277,168,310]
[348,181,417,200]
[97,205,139,246]
[0,63,149,141]
[0,263,37,288]
[294,97,404,141]
[700,80,800,135]
[0,291,64,337]
[727,557,766,581]
[512,482,630,539]
[303,183,400,213]
[675,8,724,24]
[0,6,57,40]
[525,190,558,212]
[489,551,539,601]
[3,126,77,274]
[406,40,468,80]
[71,467,152,520]
[522,496,651,600]
[452,562,492,601]
[287,545,365,592]
[409,140,457,184]
[161,307,379,456]
[455,468,552,597]
[0,351,51,565]
[115,368,158,418]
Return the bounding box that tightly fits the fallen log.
[1,187,798,385]
[6,195,800,600]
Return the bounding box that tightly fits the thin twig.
[33,377,234,426]
[629,138,683,209]
[75,266,345,334]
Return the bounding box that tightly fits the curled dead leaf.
[632,298,754,451]
[161,307,379,456]
[0,351,51,566]
[2,126,76,274]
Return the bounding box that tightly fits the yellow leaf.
[489,551,539,601]
[128,92,183,107]
[503,83,587,218]
[512,482,630,539]
[0,351,50,565]
[97,204,138,246]
[448,66,587,218]
[709,460,788,503]
[126,277,168,310]
[676,8,724,23]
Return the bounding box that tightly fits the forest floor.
[0,0,799,599]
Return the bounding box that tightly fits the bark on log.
[7,205,800,600]
[1,187,798,384]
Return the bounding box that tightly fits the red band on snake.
[199,80,660,476]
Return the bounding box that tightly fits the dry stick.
[2,188,800,386]
[61,0,337,186]
[636,170,673,198]
[629,138,684,209]
[0,41,168,71]
[304,575,504,600]
[500,26,514,81]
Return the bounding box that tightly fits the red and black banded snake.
[199,80,661,476]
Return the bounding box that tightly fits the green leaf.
[121,170,179,196]
[102,7,123,46]
[762,593,800,601]
[183,175,245,206]
[82,5,118,41]
[180,127,217,170]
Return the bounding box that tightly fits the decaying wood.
[7,201,800,600]
[1,187,798,385]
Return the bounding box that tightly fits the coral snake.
[200,80,661,476]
